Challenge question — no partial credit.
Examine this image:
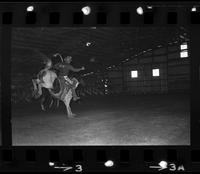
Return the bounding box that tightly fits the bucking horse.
[32,66,80,118]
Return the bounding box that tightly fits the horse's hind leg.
[56,99,60,108]
[49,98,54,108]
[40,96,46,111]
[41,88,50,111]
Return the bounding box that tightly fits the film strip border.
[0,147,200,172]
[0,146,195,172]
[0,3,200,26]
[1,2,200,172]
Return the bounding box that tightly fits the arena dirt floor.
[12,93,190,145]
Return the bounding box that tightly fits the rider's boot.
[72,88,80,101]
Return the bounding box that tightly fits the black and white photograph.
[11,27,190,145]
[0,27,2,145]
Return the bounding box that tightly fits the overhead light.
[27,5,34,12]
[49,162,55,166]
[136,7,144,15]
[81,6,91,15]
[147,5,153,9]
[91,27,97,29]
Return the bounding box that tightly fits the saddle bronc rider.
[53,55,85,101]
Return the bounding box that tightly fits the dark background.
[11,27,190,103]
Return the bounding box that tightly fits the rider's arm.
[68,65,83,72]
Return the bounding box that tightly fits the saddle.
[63,76,79,89]
[50,76,79,100]
[34,68,79,100]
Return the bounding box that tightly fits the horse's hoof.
[41,106,46,111]
[68,115,74,118]
[71,113,77,117]
[68,113,76,118]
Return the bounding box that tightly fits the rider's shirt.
[55,63,73,76]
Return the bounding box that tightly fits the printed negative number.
[169,164,185,171]
[75,165,83,172]
[169,163,176,171]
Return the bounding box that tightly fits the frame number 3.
[75,165,83,172]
